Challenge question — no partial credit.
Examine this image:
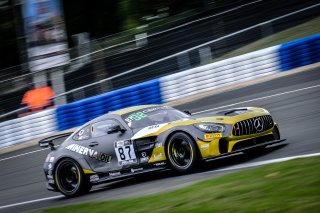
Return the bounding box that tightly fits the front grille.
[232,115,274,136]
[231,134,275,151]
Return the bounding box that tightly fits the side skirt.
[90,166,167,185]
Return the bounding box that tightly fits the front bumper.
[203,138,286,161]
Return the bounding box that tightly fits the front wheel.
[55,158,92,197]
[166,132,199,173]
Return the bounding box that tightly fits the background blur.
[0,0,319,121]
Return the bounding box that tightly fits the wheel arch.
[53,156,93,176]
[164,130,202,159]
[273,123,280,139]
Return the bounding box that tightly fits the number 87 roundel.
[115,140,137,165]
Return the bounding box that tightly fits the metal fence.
[59,1,320,102]
[0,0,319,121]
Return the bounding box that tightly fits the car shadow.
[58,142,288,200]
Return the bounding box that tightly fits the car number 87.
[115,144,136,162]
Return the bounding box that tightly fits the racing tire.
[166,132,199,173]
[55,158,92,197]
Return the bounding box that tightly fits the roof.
[87,104,161,124]
[111,104,160,115]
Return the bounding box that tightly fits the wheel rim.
[57,161,80,192]
[169,137,193,169]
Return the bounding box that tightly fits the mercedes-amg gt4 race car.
[39,104,285,196]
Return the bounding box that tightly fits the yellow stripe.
[83,169,96,174]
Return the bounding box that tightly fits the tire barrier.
[0,109,56,148]
[1,34,319,148]
[160,45,281,102]
[55,79,162,131]
[279,34,320,71]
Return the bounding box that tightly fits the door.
[83,119,137,173]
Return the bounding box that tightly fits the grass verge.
[38,156,320,213]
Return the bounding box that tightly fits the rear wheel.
[166,132,199,173]
[55,158,92,197]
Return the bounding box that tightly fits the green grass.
[38,156,320,213]
[211,16,320,62]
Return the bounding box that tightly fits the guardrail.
[0,109,56,148]
[0,33,319,148]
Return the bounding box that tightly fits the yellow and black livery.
[39,104,285,197]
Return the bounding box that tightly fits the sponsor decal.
[48,170,53,175]
[204,133,222,140]
[65,144,112,163]
[131,123,167,140]
[140,157,150,163]
[109,171,121,177]
[119,159,137,166]
[90,174,99,182]
[131,168,143,173]
[148,125,160,129]
[153,153,163,160]
[141,152,147,157]
[154,162,166,166]
[47,175,53,179]
[48,179,54,184]
[49,157,55,163]
[200,143,209,151]
[155,142,162,148]
[115,140,132,148]
[48,163,52,170]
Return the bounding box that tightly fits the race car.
[39,104,285,197]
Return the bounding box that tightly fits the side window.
[73,125,91,141]
[91,119,122,138]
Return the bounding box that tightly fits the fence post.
[32,71,47,87]
[177,53,191,71]
[260,22,274,37]
[50,68,67,105]
[199,47,212,65]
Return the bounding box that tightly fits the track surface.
[1,68,320,212]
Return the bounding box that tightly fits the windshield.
[122,106,190,129]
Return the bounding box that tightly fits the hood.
[196,107,270,124]
[131,107,270,140]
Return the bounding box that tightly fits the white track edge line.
[0,195,64,210]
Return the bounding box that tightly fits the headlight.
[194,123,225,133]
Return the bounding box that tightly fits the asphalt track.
[1,67,320,212]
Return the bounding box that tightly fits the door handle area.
[89,142,99,147]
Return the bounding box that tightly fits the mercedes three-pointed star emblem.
[254,118,264,132]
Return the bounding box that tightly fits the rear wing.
[39,132,73,150]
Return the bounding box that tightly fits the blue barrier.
[279,34,320,71]
[56,79,162,131]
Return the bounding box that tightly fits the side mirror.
[184,110,192,115]
[107,125,125,134]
